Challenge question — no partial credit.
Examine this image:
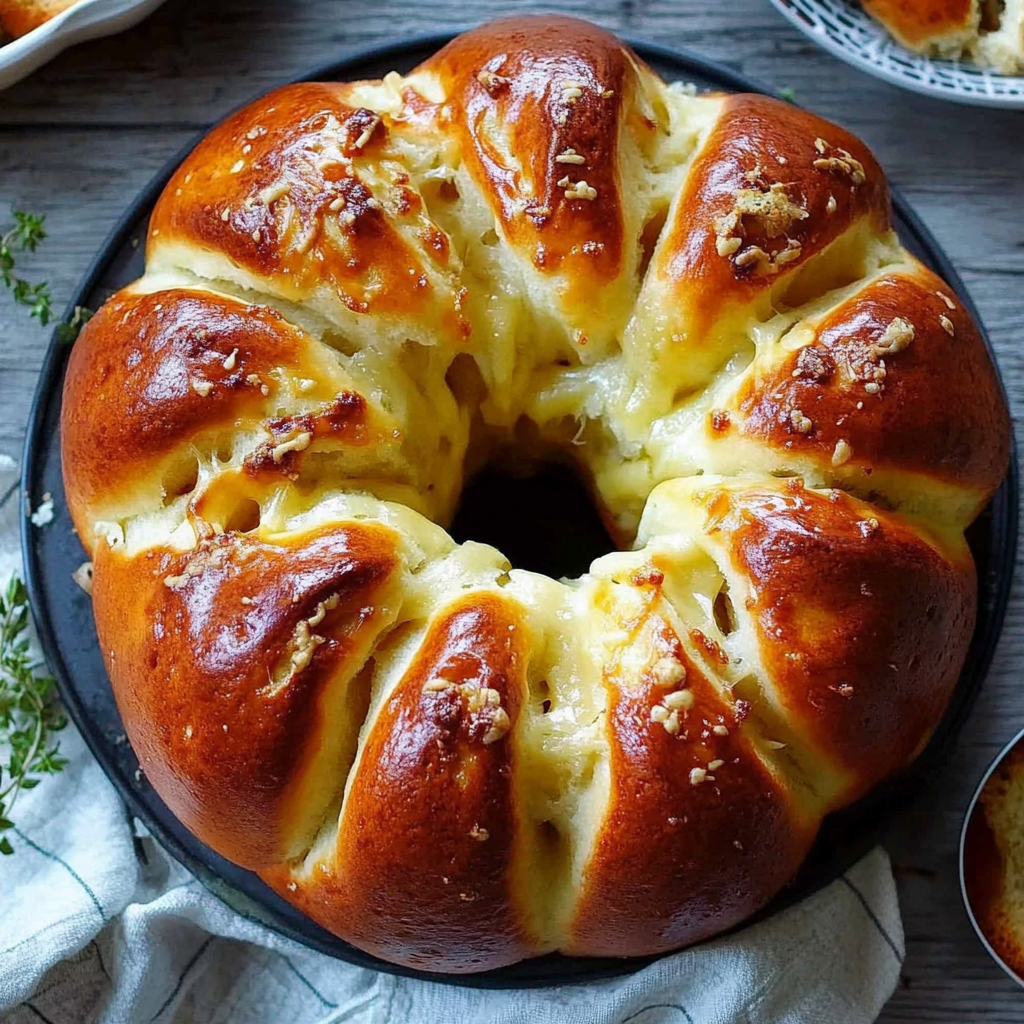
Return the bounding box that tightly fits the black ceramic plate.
[21,32,1019,987]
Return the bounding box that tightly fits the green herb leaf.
[12,209,46,252]
[2,208,91,340]
[56,305,93,345]
[0,575,67,850]
[1,209,54,326]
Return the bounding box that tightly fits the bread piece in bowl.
[0,0,78,38]
[964,738,1024,979]
[861,0,1024,72]
[861,0,980,56]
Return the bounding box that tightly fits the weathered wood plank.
[1,1,1022,1019]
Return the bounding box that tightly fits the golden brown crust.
[653,93,890,349]
[92,523,403,867]
[147,83,465,333]
[241,393,369,478]
[262,593,537,972]
[420,16,632,300]
[964,743,1024,979]
[571,619,816,956]
[696,482,975,802]
[0,0,77,37]
[862,0,977,48]
[61,289,297,534]
[59,287,404,548]
[725,263,1011,515]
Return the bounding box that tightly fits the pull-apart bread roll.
[61,16,1010,971]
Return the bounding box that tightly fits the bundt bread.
[60,15,1010,971]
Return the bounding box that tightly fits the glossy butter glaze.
[262,593,537,972]
[731,263,1010,517]
[571,608,816,956]
[92,523,403,866]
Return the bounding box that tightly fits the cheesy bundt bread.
[861,0,1024,73]
[60,16,1010,972]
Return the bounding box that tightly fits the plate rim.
[19,27,1021,987]
[0,0,169,93]
[766,0,1024,109]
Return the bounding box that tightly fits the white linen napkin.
[0,453,903,1024]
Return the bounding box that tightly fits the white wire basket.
[768,0,1024,108]
[0,0,166,91]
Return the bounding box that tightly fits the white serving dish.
[767,0,1024,108]
[0,0,166,91]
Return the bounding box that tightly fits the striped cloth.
[0,454,904,1024]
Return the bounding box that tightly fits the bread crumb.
[812,142,866,185]
[72,561,93,595]
[30,494,54,527]
[563,180,597,201]
[477,69,510,94]
[270,431,312,463]
[652,655,686,688]
[790,409,813,434]
[873,317,915,355]
[832,439,853,467]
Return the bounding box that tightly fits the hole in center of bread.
[448,461,615,580]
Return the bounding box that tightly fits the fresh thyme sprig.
[0,207,75,854]
[0,576,67,855]
[0,209,54,327]
[0,207,93,342]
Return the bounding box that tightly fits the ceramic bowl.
[767,0,1024,108]
[0,0,166,91]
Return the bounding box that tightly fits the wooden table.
[1,0,1021,1019]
